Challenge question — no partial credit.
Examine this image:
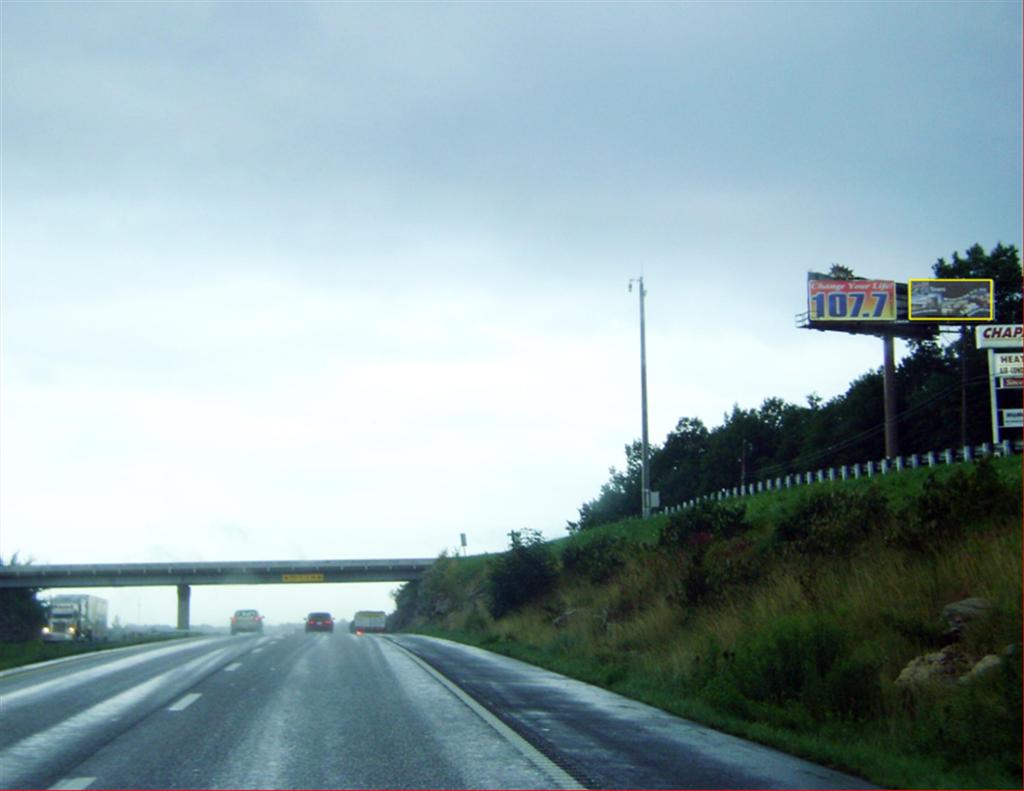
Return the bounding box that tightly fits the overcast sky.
[2,1,1020,628]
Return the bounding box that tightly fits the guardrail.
[662,438,1022,514]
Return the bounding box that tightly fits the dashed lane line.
[224,662,242,672]
[49,777,95,789]
[167,693,202,712]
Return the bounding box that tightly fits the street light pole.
[630,277,651,519]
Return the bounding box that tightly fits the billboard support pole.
[883,334,899,458]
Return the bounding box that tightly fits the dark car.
[305,612,334,632]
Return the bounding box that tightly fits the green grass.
[399,455,1023,789]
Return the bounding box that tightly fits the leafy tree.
[0,554,46,643]
[932,243,1022,324]
[651,417,708,505]
[569,441,648,531]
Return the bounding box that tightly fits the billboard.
[807,279,896,322]
[908,279,993,321]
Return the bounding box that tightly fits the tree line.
[570,243,1022,532]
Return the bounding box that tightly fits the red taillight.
[356,629,364,636]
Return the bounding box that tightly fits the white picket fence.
[661,438,1023,514]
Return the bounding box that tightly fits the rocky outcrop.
[958,654,1003,685]
[894,598,1005,689]
[940,597,992,643]
[895,645,973,688]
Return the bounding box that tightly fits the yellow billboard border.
[908,278,994,322]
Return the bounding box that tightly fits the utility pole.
[629,277,651,519]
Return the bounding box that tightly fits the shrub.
[823,651,883,721]
[775,485,889,556]
[659,501,749,550]
[562,534,628,585]
[702,536,761,592]
[487,529,558,619]
[888,459,1019,551]
[725,616,847,717]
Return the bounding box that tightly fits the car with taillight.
[305,612,334,632]
[230,609,264,634]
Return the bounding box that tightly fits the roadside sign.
[1000,409,1023,429]
[282,573,324,583]
[998,377,1023,389]
[976,324,1023,349]
[993,353,1023,377]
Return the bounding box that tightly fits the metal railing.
[661,438,1022,514]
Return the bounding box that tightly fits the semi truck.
[42,594,109,642]
[350,610,387,634]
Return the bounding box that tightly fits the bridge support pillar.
[176,584,191,631]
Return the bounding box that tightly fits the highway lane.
[390,634,878,790]
[0,632,878,789]
[0,633,569,790]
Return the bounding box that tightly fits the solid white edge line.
[49,777,95,789]
[384,638,585,791]
[167,692,202,711]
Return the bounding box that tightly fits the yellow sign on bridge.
[282,573,325,583]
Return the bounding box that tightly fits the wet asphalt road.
[0,632,877,789]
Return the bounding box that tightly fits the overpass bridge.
[0,559,435,630]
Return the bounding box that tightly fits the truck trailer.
[350,610,387,634]
[42,594,109,642]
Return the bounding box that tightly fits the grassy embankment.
[0,633,193,673]
[395,456,1023,789]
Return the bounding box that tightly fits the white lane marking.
[252,647,264,654]
[167,693,202,711]
[0,637,233,710]
[224,662,242,672]
[0,647,234,789]
[385,639,585,790]
[50,777,95,789]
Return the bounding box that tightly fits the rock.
[895,645,973,689]
[941,597,992,626]
[940,597,992,642]
[959,654,1002,684]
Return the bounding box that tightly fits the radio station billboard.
[908,279,993,321]
[807,279,896,322]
